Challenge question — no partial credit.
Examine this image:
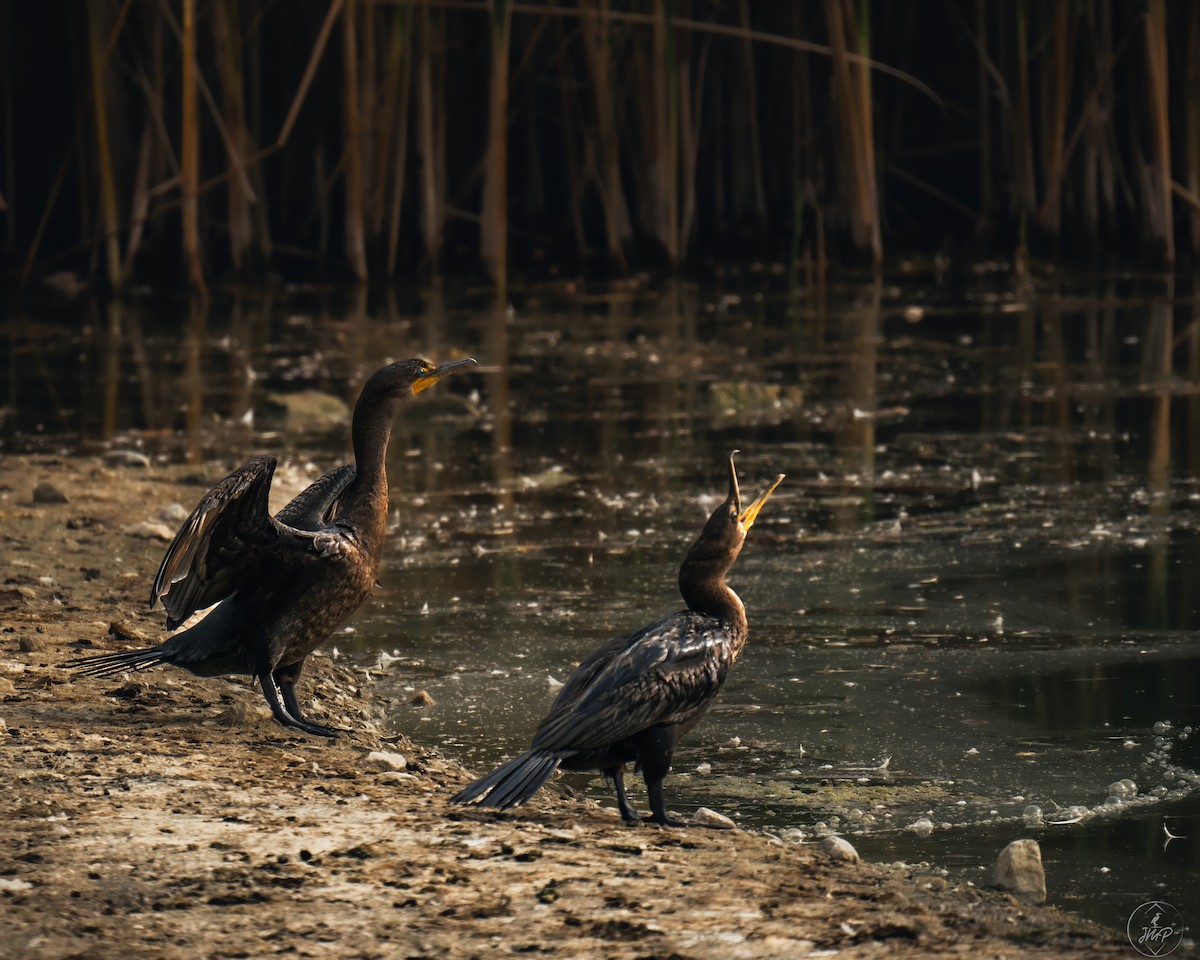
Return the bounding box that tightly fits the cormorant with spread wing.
[452,452,784,825]
[69,357,477,737]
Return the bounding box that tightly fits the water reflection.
[4,273,1200,931]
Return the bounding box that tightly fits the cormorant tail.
[451,751,561,810]
[66,645,173,680]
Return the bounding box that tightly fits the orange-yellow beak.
[738,472,784,530]
[413,356,478,393]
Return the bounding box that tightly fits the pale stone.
[690,807,736,829]
[994,838,1047,904]
[820,835,861,863]
[364,750,407,772]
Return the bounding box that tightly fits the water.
[5,270,1200,933]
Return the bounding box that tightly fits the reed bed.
[2,0,1198,290]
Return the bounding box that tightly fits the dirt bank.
[0,454,1136,959]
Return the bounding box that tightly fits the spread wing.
[275,464,356,530]
[150,456,356,629]
[531,611,733,754]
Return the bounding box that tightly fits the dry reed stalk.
[1013,1,1037,223]
[825,0,880,265]
[738,0,766,224]
[553,18,589,258]
[1036,0,1076,239]
[1187,6,1200,253]
[1144,0,1173,263]
[342,0,367,282]
[1,0,12,247]
[580,0,632,262]
[678,4,710,258]
[121,126,153,283]
[416,4,444,268]
[481,0,512,287]
[976,0,991,238]
[87,3,123,289]
[385,6,413,274]
[181,0,206,292]
[212,0,254,271]
[648,0,680,262]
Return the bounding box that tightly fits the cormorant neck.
[679,556,749,650]
[350,392,400,494]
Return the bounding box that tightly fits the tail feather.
[451,751,561,810]
[66,646,172,680]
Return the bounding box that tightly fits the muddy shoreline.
[1,454,1139,958]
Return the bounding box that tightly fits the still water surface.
[4,271,1200,932]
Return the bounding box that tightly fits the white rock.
[0,878,32,892]
[690,807,736,830]
[363,750,407,772]
[994,838,1046,904]
[820,836,860,863]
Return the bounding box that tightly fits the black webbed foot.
[285,717,343,738]
[258,669,342,738]
[607,766,640,823]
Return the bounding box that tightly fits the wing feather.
[532,611,732,754]
[150,456,353,629]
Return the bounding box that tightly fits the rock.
[108,622,147,644]
[375,771,416,785]
[0,586,37,603]
[219,700,270,727]
[263,390,350,429]
[103,450,152,468]
[0,677,15,695]
[690,807,736,830]
[159,503,190,524]
[122,521,175,541]
[104,682,147,701]
[408,689,435,706]
[363,750,408,772]
[32,482,69,504]
[820,836,861,863]
[993,839,1047,904]
[18,636,48,653]
[0,878,32,892]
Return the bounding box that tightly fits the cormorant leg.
[636,727,687,827]
[274,662,343,737]
[256,669,340,738]
[606,765,639,823]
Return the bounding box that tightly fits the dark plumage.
[68,357,477,737]
[452,452,784,825]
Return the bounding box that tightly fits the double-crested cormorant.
[69,357,477,737]
[451,452,783,825]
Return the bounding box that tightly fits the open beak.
[413,356,478,393]
[738,472,785,530]
[726,450,783,530]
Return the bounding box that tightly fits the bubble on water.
[1152,786,1169,798]
[1107,779,1137,799]
[1104,796,1122,806]
[779,827,805,843]
[1022,805,1043,825]
[1153,721,1172,734]
[906,817,934,837]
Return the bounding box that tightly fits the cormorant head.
[359,356,478,405]
[684,451,784,578]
